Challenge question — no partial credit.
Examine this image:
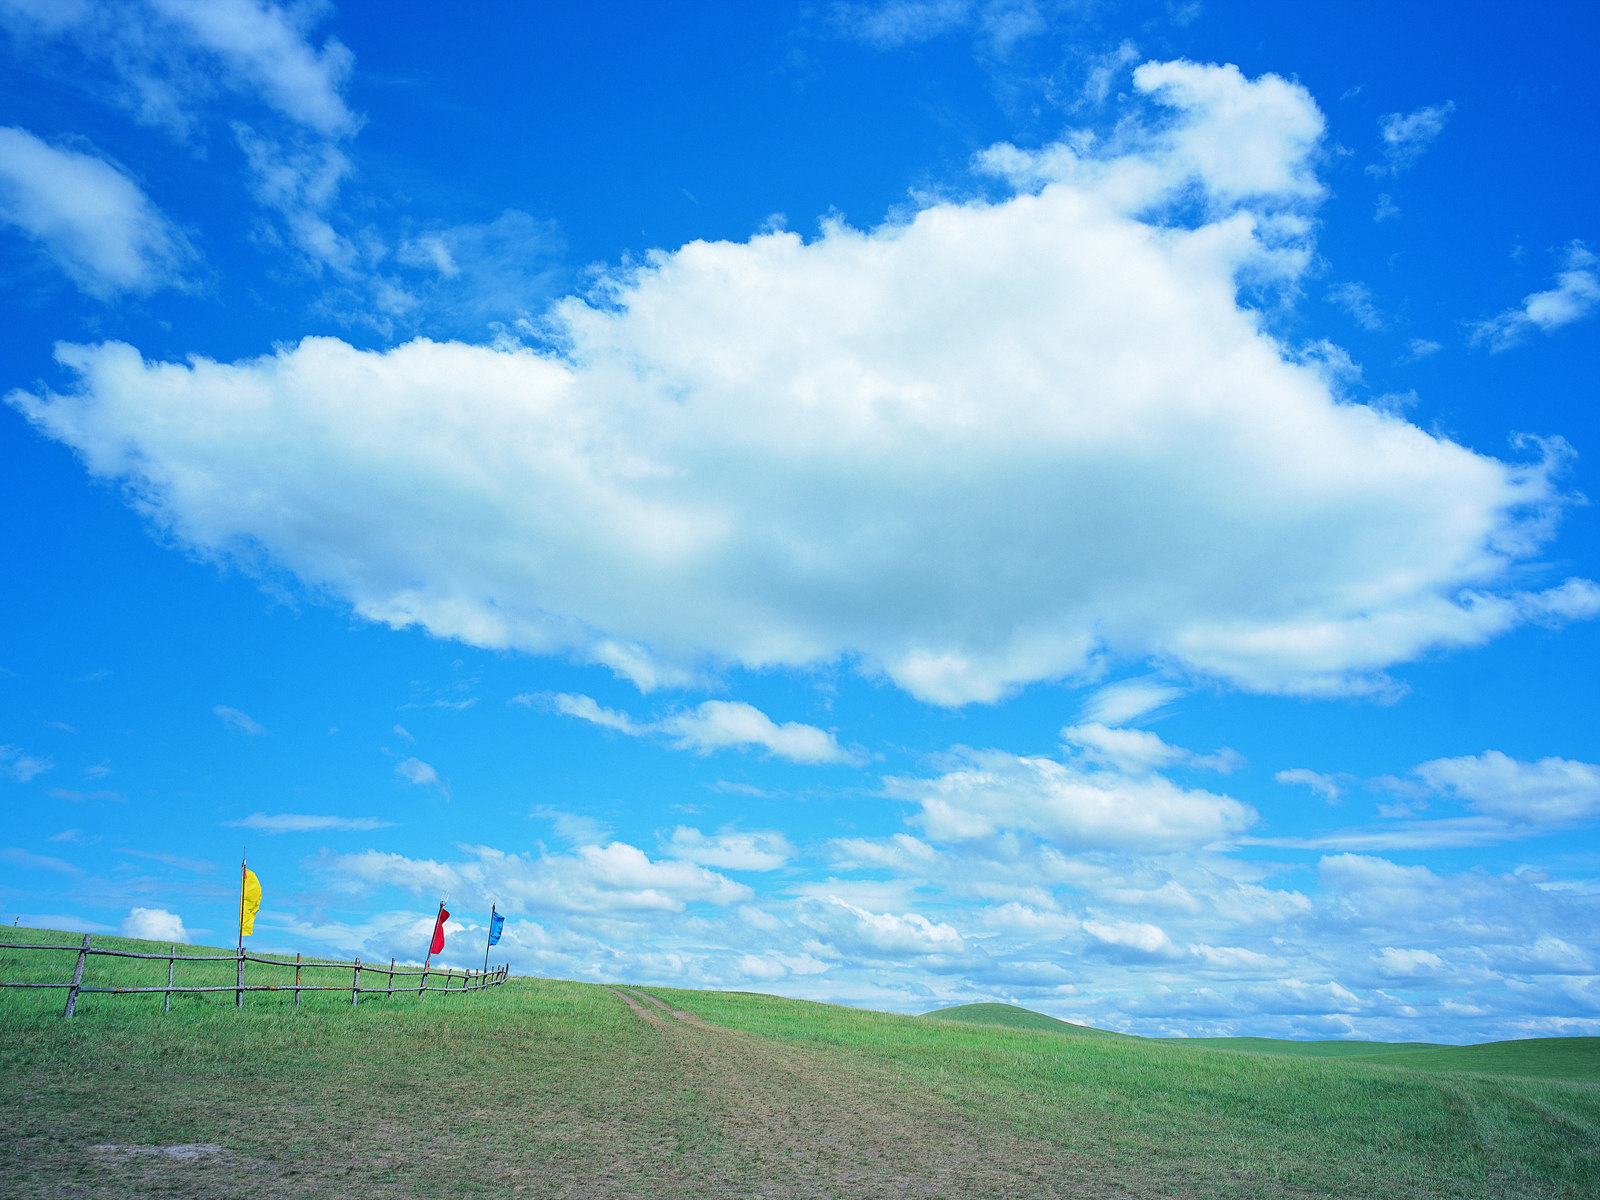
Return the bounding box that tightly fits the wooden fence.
[0,934,509,1017]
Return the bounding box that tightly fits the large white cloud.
[0,125,191,297]
[888,744,1257,851]
[9,60,1593,704]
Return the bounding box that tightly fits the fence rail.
[0,935,508,1017]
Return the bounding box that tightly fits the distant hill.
[921,1001,1599,1083]
[921,1001,1131,1039]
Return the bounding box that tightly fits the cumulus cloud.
[1257,750,1600,850]
[1471,242,1599,352]
[0,126,191,297]
[1413,750,1600,828]
[888,745,1257,851]
[119,906,189,942]
[225,812,395,834]
[0,744,52,782]
[320,841,750,916]
[545,693,862,765]
[213,704,265,735]
[8,61,1593,706]
[663,827,795,871]
[1083,917,1176,959]
[801,896,967,959]
[1368,102,1453,177]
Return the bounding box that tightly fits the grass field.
[3,926,1597,1198]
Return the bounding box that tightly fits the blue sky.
[2,0,1598,1042]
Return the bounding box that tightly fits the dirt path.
[602,985,1147,1199]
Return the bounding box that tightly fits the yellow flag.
[240,868,261,936]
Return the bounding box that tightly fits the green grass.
[924,1000,1133,1038]
[3,927,1598,1199]
[924,1000,1600,1083]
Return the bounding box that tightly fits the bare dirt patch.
[606,985,1155,1199]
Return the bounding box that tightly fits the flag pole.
[422,897,444,974]
[236,850,246,1009]
[482,903,495,975]
[237,851,247,953]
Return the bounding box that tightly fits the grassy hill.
[923,1000,1133,1038]
[3,925,1598,1198]
[924,1001,1600,1083]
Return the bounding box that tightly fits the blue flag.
[488,909,505,946]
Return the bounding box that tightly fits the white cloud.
[546,693,644,735]
[662,701,860,764]
[1413,750,1600,827]
[320,840,751,916]
[1368,102,1453,176]
[1079,678,1183,724]
[0,0,357,138]
[1061,722,1241,775]
[233,123,357,273]
[547,693,861,765]
[664,827,795,871]
[0,744,52,782]
[213,704,265,735]
[802,896,967,959]
[1081,40,1140,107]
[225,812,395,834]
[1472,242,1599,352]
[395,756,449,798]
[149,0,358,137]
[119,906,189,942]
[0,126,191,298]
[9,61,1594,705]
[1275,766,1343,803]
[1083,917,1176,958]
[1256,750,1600,850]
[1328,281,1385,331]
[889,746,1256,851]
[829,0,973,48]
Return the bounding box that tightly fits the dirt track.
[598,986,1139,1199]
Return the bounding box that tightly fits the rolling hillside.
[923,1001,1600,1083]
[3,927,1597,1199]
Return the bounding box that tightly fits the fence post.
[419,962,427,996]
[387,956,394,997]
[294,952,302,1008]
[164,943,175,1014]
[61,933,91,1018]
[235,946,245,1009]
[352,957,361,1007]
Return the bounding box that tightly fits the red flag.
[430,906,449,955]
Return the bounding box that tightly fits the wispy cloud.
[213,705,266,735]
[1471,242,1599,352]
[0,847,81,874]
[0,126,193,298]
[1367,101,1453,176]
[225,812,396,835]
[117,847,215,874]
[544,693,865,766]
[396,756,450,799]
[0,744,52,782]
